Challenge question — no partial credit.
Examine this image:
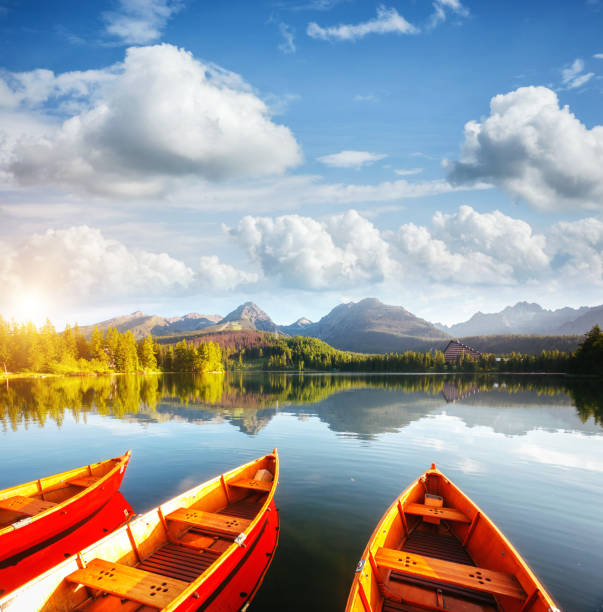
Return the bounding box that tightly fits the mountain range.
[83,299,603,353]
[434,301,598,336]
[280,298,449,353]
[79,311,222,339]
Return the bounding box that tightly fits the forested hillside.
[458,334,582,354]
[0,317,223,375]
[1,317,600,377]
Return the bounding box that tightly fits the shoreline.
[2,369,597,381]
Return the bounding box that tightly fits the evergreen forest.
[0,315,601,377]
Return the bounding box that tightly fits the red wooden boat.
[0,449,279,611]
[0,492,134,596]
[0,451,131,563]
[346,463,559,612]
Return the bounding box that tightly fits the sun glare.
[10,291,50,327]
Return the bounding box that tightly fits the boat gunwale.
[344,465,559,612]
[0,451,131,539]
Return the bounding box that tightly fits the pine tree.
[115,331,140,373]
[0,316,9,374]
[139,334,158,371]
[90,327,109,365]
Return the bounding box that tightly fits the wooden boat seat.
[0,495,57,517]
[67,558,188,608]
[390,527,497,606]
[404,502,471,523]
[229,478,272,493]
[375,547,526,600]
[67,475,101,488]
[166,508,251,536]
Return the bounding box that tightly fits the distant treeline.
[458,334,582,355]
[0,318,222,375]
[220,334,573,373]
[1,316,601,377]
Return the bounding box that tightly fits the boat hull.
[178,499,279,612]
[0,492,134,597]
[0,453,130,562]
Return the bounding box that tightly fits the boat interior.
[8,453,277,612]
[0,456,126,530]
[360,468,533,612]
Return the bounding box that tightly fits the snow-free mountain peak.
[218,302,279,332]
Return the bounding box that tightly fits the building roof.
[443,339,482,362]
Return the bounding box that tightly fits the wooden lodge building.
[443,339,482,363]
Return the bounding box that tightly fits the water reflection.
[442,381,479,402]
[1,373,601,436]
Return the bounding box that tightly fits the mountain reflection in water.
[1,372,601,436]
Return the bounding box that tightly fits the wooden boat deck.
[383,526,498,611]
[400,528,473,565]
[139,495,264,583]
[70,494,267,611]
[137,543,217,582]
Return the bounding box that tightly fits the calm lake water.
[1,373,602,611]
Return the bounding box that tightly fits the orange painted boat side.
[0,451,131,562]
[345,464,559,612]
[0,449,279,612]
[0,492,134,596]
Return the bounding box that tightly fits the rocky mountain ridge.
[79,311,222,340]
[82,299,603,348]
[435,301,598,336]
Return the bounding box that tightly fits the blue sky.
[1,0,603,327]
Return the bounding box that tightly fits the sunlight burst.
[10,290,50,327]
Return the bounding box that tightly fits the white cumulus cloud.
[103,0,183,45]
[230,210,396,290]
[0,44,302,197]
[307,5,418,41]
[548,218,603,283]
[198,256,258,291]
[395,222,515,285]
[227,206,565,291]
[224,205,603,294]
[447,86,603,210]
[317,150,387,168]
[0,226,195,310]
[432,205,549,274]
